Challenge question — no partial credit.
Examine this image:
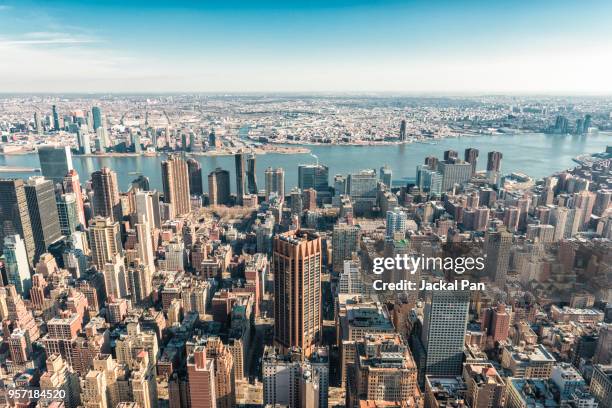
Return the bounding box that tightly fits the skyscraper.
[273,230,322,357]
[187,347,217,408]
[386,207,407,238]
[331,222,361,273]
[484,228,513,286]
[88,216,122,271]
[78,130,91,154]
[444,150,459,161]
[487,151,503,172]
[464,148,479,175]
[380,165,392,187]
[52,104,60,131]
[246,153,258,194]
[264,167,285,200]
[298,164,329,193]
[234,152,246,205]
[3,235,32,297]
[208,168,231,206]
[91,167,122,222]
[25,176,62,262]
[62,170,86,227]
[0,179,36,266]
[161,154,191,216]
[421,289,470,377]
[187,158,203,196]
[399,119,407,141]
[38,146,74,184]
[57,193,80,236]
[438,160,472,191]
[91,106,102,131]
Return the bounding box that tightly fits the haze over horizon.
[1,0,612,94]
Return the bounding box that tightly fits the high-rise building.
[416,165,443,194]
[88,216,122,271]
[52,104,60,131]
[331,222,361,273]
[91,167,122,222]
[78,131,91,154]
[386,207,407,238]
[273,230,322,357]
[463,363,506,408]
[438,160,472,191]
[25,176,62,262]
[62,169,86,226]
[246,153,258,194]
[265,167,285,200]
[590,364,612,407]
[208,167,231,206]
[399,119,407,141]
[92,106,102,130]
[3,235,32,297]
[347,169,378,215]
[421,290,470,378]
[464,148,479,175]
[235,152,246,205]
[57,193,80,237]
[135,190,161,230]
[161,154,191,216]
[487,151,503,172]
[187,347,217,408]
[0,179,36,266]
[298,164,329,193]
[444,150,459,161]
[38,146,74,184]
[482,303,511,343]
[484,228,513,286]
[379,165,392,187]
[187,158,203,196]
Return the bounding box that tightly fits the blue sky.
[1,0,612,93]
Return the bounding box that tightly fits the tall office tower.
[464,148,479,175]
[416,165,443,194]
[91,106,102,130]
[208,167,231,206]
[273,230,322,358]
[424,156,439,170]
[438,160,472,191]
[52,104,60,131]
[444,150,459,161]
[234,152,246,205]
[34,111,43,134]
[482,303,511,343]
[161,155,191,216]
[386,207,407,238]
[78,130,92,154]
[265,167,285,200]
[421,290,470,377]
[347,169,378,215]
[298,164,329,193]
[399,119,407,141]
[103,254,128,299]
[487,151,503,172]
[136,216,155,272]
[186,158,203,196]
[550,206,569,241]
[3,235,32,297]
[188,347,217,408]
[503,206,520,232]
[246,153,258,194]
[25,177,62,262]
[332,222,361,273]
[380,165,393,187]
[88,216,122,271]
[290,188,303,216]
[484,228,513,286]
[91,167,122,222]
[302,188,317,211]
[38,146,74,184]
[594,325,611,364]
[135,191,158,231]
[346,334,420,408]
[333,174,347,197]
[63,169,86,226]
[0,179,36,266]
[39,354,81,408]
[590,365,612,408]
[262,347,322,408]
[593,189,611,216]
[96,127,110,151]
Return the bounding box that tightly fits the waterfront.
[0,132,610,192]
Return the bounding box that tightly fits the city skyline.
[1,0,612,93]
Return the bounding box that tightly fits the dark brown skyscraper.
[399,119,407,141]
[487,151,503,172]
[246,153,258,194]
[444,149,459,161]
[424,156,439,171]
[0,179,36,266]
[161,154,191,216]
[465,148,479,175]
[91,167,122,222]
[187,158,203,196]
[273,230,322,357]
[234,153,246,205]
[208,168,231,206]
